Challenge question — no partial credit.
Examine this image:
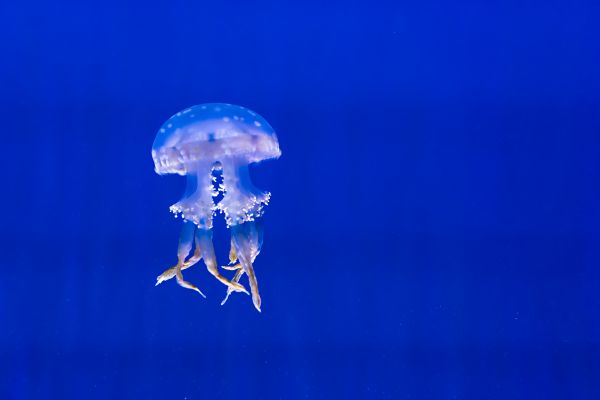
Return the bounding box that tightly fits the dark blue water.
[1,1,599,399]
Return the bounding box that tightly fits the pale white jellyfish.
[151,103,281,311]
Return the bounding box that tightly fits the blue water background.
[1,1,599,399]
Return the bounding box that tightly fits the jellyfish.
[151,103,281,311]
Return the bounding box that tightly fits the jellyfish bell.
[152,103,281,311]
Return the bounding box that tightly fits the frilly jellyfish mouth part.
[151,103,281,312]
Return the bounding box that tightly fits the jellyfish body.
[152,103,281,311]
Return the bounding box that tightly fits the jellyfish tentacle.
[156,222,205,297]
[221,239,241,270]
[155,242,202,285]
[230,222,263,311]
[155,268,175,286]
[221,263,242,271]
[221,238,257,304]
[238,250,260,311]
[156,221,194,285]
[182,242,202,270]
[195,228,249,294]
[175,261,205,297]
[155,227,248,294]
[221,268,245,305]
[229,237,238,264]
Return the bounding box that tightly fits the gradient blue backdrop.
[1,1,599,399]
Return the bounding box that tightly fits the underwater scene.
[1,0,599,399]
